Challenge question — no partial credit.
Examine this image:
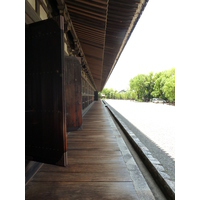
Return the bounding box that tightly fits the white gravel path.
[105,99,175,160]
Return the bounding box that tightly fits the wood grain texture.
[25,16,67,166]
[65,56,82,131]
[26,101,139,199]
[26,182,139,200]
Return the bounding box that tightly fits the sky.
[104,0,198,92]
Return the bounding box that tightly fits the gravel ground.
[105,99,175,181]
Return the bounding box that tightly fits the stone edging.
[103,100,175,200]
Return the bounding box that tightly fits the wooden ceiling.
[65,0,148,91]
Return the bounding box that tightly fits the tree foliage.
[99,88,136,100]
[151,68,175,102]
[100,68,175,103]
[162,69,175,102]
[129,72,154,101]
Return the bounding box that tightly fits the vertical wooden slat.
[65,56,82,131]
[25,16,67,166]
[94,91,98,101]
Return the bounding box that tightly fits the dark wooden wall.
[82,77,94,109]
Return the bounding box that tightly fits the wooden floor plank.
[31,171,132,182]
[40,163,127,173]
[68,131,117,136]
[67,142,119,149]
[68,156,125,164]
[25,101,140,199]
[67,138,117,142]
[26,182,139,200]
[67,150,122,157]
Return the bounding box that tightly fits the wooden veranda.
[25,1,152,198]
[26,101,141,199]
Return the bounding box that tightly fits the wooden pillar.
[65,56,82,131]
[94,91,98,101]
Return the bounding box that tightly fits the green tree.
[101,88,116,99]
[151,72,164,99]
[101,88,109,98]
[162,69,175,102]
[101,68,175,102]
[143,72,154,101]
[129,74,146,101]
[151,68,175,102]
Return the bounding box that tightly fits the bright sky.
[104,0,199,92]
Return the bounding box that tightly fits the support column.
[94,91,98,101]
[65,56,82,131]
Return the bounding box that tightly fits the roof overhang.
[49,0,149,91]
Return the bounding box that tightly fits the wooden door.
[25,16,67,166]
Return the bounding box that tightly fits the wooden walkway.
[25,101,152,199]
